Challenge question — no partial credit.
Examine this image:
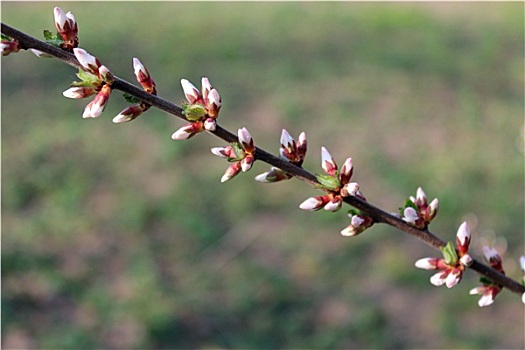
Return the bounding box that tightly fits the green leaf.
[440,242,458,265]
[43,30,63,48]
[315,174,340,191]
[182,104,206,121]
[399,198,418,215]
[229,142,245,161]
[123,93,141,104]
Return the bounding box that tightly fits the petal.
[403,207,419,224]
[221,162,242,183]
[321,146,337,175]
[180,79,201,104]
[299,196,328,211]
[238,127,254,153]
[415,257,440,270]
[73,48,101,75]
[430,271,448,286]
[445,268,462,288]
[323,197,342,212]
[455,221,471,255]
[54,7,68,31]
[416,187,427,206]
[339,157,353,185]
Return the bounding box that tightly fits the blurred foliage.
[2,2,524,349]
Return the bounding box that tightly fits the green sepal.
[440,242,458,265]
[69,70,100,88]
[347,209,362,216]
[43,30,63,48]
[315,174,340,191]
[123,93,141,104]
[1,34,12,41]
[182,103,206,121]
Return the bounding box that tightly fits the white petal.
[456,221,471,247]
[415,258,438,270]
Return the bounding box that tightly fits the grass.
[2,2,524,349]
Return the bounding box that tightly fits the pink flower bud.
[341,182,359,197]
[54,7,78,47]
[482,246,504,272]
[402,207,419,225]
[255,168,291,183]
[221,162,242,183]
[113,105,144,123]
[211,146,236,159]
[204,118,217,131]
[133,58,156,94]
[82,84,111,118]
[430,270,449,286]
[241,155,255,172]
[1,40,20,56]
[201,77,212,100]
[339,157,354,185]
[299,196,329,211]
[428,198,439,219]
[415,187,428,207]
[297,132,307,162]
[280,129,296,159]
[455,221,471,256]
[73,48,101,76]
[99,65,114,84]
[470,286,499,307]
[459,254,473,267]
[181,79,201,104]
[323,197,342,212]
[445,267,463,288]
[321,147,337,176]
[171,122,204,140]
[415,257,440,270]
[238,127,254,153]
[62,86,97,99]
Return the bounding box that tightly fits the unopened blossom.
[113,105,146,123]
[401,187,439,229]
[54,7,78,49]
[62,86,97,99]
[1,39,20,56]
[171,122,204,140]
[467,246,507,306]
[415,221,472,289]
[212,127,256,182]
[133,57,156,95]
[300,147,363,214]
[73,48,102,77]
[256,129,307,183]
[175,77,222,139]
[82,84,111,118]
[340,212,374,237]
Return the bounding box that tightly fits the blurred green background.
[2,2,524,349]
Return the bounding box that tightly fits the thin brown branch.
[2,21,524,297]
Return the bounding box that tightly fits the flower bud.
[299,196,330,211]
[255,168,291,183]
[181,79,201,104]
[1,40,21,56]
[133,57,156,94]
[221,162,242,183]
[455,221,471,256]
[321,147,337,176]
[323,197,342,212]
[238,127,254,153]
[171,122,204,140]
[99,65,114,84]
[113,105,145,123]
[204,118,217,131]
[62,86,97,99]
[241,155,255,172]
[82,84,111,118]
[73,48,101,76]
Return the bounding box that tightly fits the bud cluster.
[172,78,222,140]
[415,222,473,289]
[211,127,255,183]
[468,246,507,307]
[62,48,114,119]
[401,187,439,229]
[113,58,157,123]
[1,35,21,56]
[255,129,307,183]
[53,7,78,50]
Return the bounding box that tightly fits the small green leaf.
[440,242,458,265]
[315,174,340,191]
[1,34,12,41]
[229,142,245,161]
[123,93,141,104]
[399,198,418,215]
[347,209,362,216]
[182,103,206,121]
[43,30,63,48]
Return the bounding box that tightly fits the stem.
[2,21,524,297]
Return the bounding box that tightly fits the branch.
[2,20,524,299]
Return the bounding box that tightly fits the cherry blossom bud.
[82,84,111,118]
[339,157,354,185]
[113,105,144,123]
[74,48,101,76]
[207,89,221,117]
[62,86,97,99]
[299,196,330,211]
[520,256,525,273]
[482,246,503,271]
[415,257,441,270]
[403,207,419,225]
[415,187,427,207]
[445,267,463,288]
[241,155,255,172]
[460,254,473,267]
[323,197,342,212]
[297,132,307,162]
[211,146,236,159]
[171,122,204,140]
[133,58,156,94]
[201,77,212,100]
[280,129,296,159]
[430,270,449,286]
[204,118,217,131]
[1,40,20,56]
[181,79,201,104]
[255,168,291,183]
[341,182,359,197]
[321,147,337,176]
[455,222,471,256]
[469,287,498,307]
[428,198,439,219]
[238,127,254,153]
[54,7,69,31]
[221,162,242,183]
[54,7,78,48]
[99,65,114,84]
